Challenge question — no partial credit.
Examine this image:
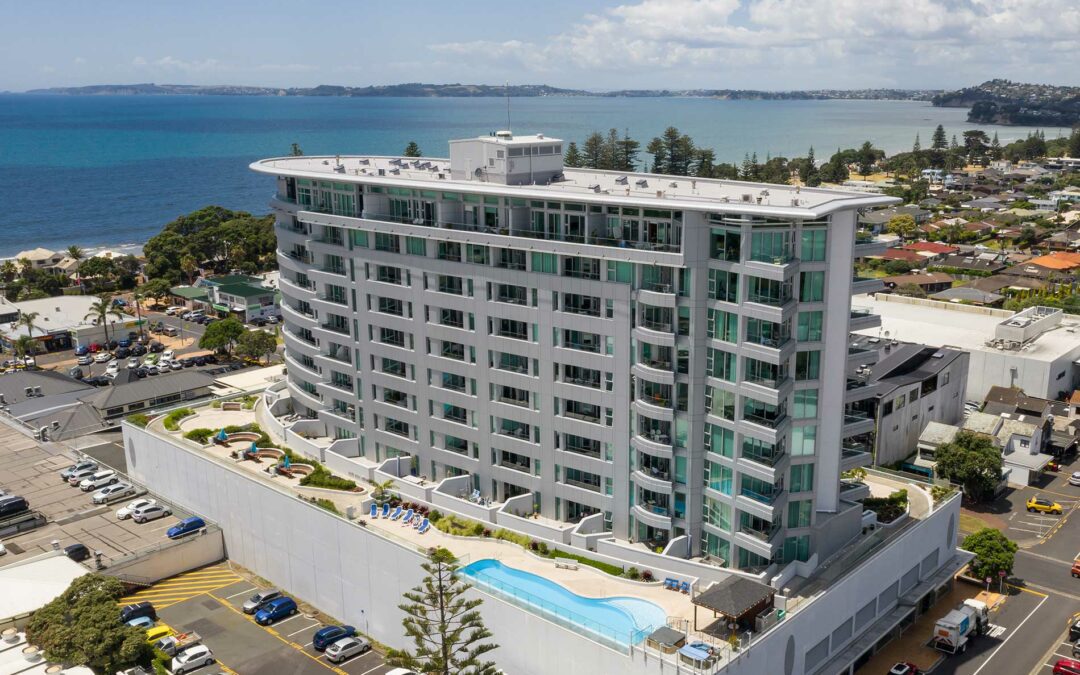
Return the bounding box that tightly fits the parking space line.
[288,622,319,637]
[272,613,307,627]
[206,593,350,675]
[225,586,257,599]
[972,593,1047,675]
[358,664,385,675]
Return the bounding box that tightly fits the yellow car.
[1026,496,1062,514]
[145,624,174,645]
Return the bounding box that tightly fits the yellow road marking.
[1006,583,1049,598]
[207,593,348,675]
[128,581,240,593]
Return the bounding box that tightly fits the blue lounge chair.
[664,578,678,590]
[413,515,424,528]
[369,503,378,518]
[417,518,430,534]
[401,509,414,524]
[389,506,402,520]
[679,581,691,594]
[380,503,390,518]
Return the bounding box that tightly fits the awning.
[231,306,246,313]
[212,303,230,312]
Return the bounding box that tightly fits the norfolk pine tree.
[388,547,498,675]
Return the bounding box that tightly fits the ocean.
[0,94,1069,257]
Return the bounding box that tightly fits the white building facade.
[252,134,897,574]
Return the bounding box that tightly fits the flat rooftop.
[852,294,1080,363]
[251,154,897,219]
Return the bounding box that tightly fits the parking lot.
[125,564,394,675]
[0,424,192,566]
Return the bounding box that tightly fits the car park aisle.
[119,564,245,610]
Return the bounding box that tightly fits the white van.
[165,306,184,316]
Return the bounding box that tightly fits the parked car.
[117,498,155,520]
[1054,659,1080,675]
[163,326,180,337]
[313,625,356,651]
[167,516,206,539]
[1072,561,1080,578]
[105,361,120,375]
[64,543,91,562]
[84,376,112,387]
[249,317,267,327]
[149,341,165,353]
[1070,618,1080,641]
[266,315,279,324]
[87,343,101,353]
[162,349,175,361]
[119,601,157,623]
[0,496,30,518]
[74,345,89,356]
[253,597,297,625]
[193,356,208,367]
[145,624,175,645]
[241,589,282,614]
[384,670,419,675]
[131,343,147,356]
[1070,472,1080,487]
[69,366,85,380]
[133,367,148,378]
[126,615,155,629]
[165,306,183,316]
[106,340,118,350]
[180,357,196,368]
[67,467,98,485]
[1027,496,1063,514]
[180,311,193,321]
[118,338,132,348]
[171,644,214,675]
[325,636,371,663]
[77,354,93,366]
[143,353,160,366]
[61,460,98,481]
[115,346,132,359]
[889,663,919,675]
[169,359,184,371]
[94,352,113,363]
[79,469,118,491]
[92,481,135,504]
[132,503,172,523]
[127,357,140,369]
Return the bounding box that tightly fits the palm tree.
[13,335,36,367]
[67,245,84,287]
[0,260,15,282]
[83,296,124,345]
[17,311,40,366]
[180,255,198,285]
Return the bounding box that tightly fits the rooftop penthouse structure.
[251,131,899,575]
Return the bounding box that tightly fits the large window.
[708,269,739,303]
[707,348,736,381]
[707,309,738,342]
[704,461,733,495]
[709,228,741,262]
[792,425,817,456]
[790,463,815,492]
[796,351,821,380]
[794,390,818,418]
[801,229,827,262]
[800,271,825,302]
[703,496,731,529]
[797,311,823,341]
[750,230,792,263]
[705,423,734,458]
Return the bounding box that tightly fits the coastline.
[0,241,145,262]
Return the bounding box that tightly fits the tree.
[857,141,877,178]
[934,431,1003,502]
[290,143,303,156]
[885,214,918,241]
[563,142,582,168]
[615,128,640,171]
[404,141,422,157]
[693,148,716,177]
[139,277,173,305]
[143,206,276,283]
[645,137,666,173]
[963,130,990,160]
[388,547,498,675]
[931,125,948,150]
[962,528,1018,580]
[1068,128,1080,159]
[16,311,40,365]
[180,254,198,285]
[581,132,605,169]
[25,574,151,673]
[990,132,1003,160]
[912,133,921,154]
[1014,225,1038,251]
[199,317,245,355]
[13,335,36,365]
[803,146,820,187]
[895,282,927,298]
[371,478,396,506]
[83,297,124,344]
[236,328,277,364]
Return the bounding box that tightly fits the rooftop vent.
[615,175,628,185]
[496,130,513,139]
[589,184,601,193]
[742,194,753,203]
[635,179,649,188]
[669,182,678,188]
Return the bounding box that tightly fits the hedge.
[864,489,909,523]
[183,428,215,444]
[162,408,195,431]
[127,413,150,428]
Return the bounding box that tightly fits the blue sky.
[5,0,1078,91]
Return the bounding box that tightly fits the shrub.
[314,498,340,515]
[626,567,641,580]
[299,465,357,491]
[469,521,486,537]
[529,540,539,551]
[642,570,654,582]
[183,428,214,444]
[482,528,492,537]
[538,542,549,556]
[863,489,909,523]
[428,510,442,523]
[126,413,150,428]
[162,408,195,431]
[210,400,221,409]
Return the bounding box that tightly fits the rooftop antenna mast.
[505,81,512,133]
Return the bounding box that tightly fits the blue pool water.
[459,559,667,648]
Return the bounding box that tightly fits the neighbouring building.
[845,334,968,467]
[253,131,900,574]
[170,275,280,323]
[853,295,1080,402]
[0,295,140,353]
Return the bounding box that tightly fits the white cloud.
[73,56,86,65]
[429,0,1080,87]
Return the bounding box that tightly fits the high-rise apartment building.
[253,132,897,574]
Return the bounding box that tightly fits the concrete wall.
[104,528,225,584]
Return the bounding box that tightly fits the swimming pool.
[459,559,667,649]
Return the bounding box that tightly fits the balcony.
[748,251,795,266]
[739,486,782,505]
[320,322,350,336]
[498,426,532,442]
[500,458,532,473]
[564,477,602,493]
[562,302,601,318]
[632,469,673,493]
[563,339,600,354]
[319,265,347,277]
[495,292,528,306]
[382,392,409,409]
[562,375,600,389]
[638,357,671,371]
[640,281,674,294]
[287,329,317,346]
[741,447,787,468]
[319,294,349,306]
[280,276,315,295]
[497,393,530,408]
[563,407,601,424]
[285,250,313,265]
[563,440,601,459]
[638,318,673,333]
[745,333,791,350]
[739,520,781,542]
[841,447,874,471]
[742,412,787,431]
[843,410,876,436]
[495,328,528,341]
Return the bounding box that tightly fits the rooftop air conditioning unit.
[378,168,386,176]
[24,387,32,397]
[51,420,60,430]
[742,194,753,203]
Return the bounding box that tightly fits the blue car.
[166,516,206,539]
[313,625,356,651]
[118,338,132,348]
[126,615,155,629]
[254,596,297,625]
[74,345,89,356]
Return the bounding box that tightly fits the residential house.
[934,252,1008,275]
[928,286,1004,307]
[12,248,66,270]
[1002,251,1080,280]
[881,271,954,294]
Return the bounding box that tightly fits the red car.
[87,343,101,353]
[1055,659,1080,675]
[889,664,919,675]
[1048,461,1061,472]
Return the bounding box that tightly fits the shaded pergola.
[692,576,776,632]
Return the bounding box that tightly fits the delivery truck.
[931,599,989,654]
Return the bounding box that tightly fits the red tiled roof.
[1026,252,1080,270]
[882,248,925,262]
[903,241,959,255]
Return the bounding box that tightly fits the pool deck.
[159,407,697,626]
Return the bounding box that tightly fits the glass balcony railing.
[740,486,782,505]
[741,448,787,468]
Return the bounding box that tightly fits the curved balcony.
[276,250,313,277]
[630,432,673,459]
[632,503,673,530]
[634,287,677,308]
[287,380,325,413]
[631,469,673,494]
[279,275,316,299]
[632,361,675,386]
[632,324,675,347]
[631,398,674,422]
[282,329,321,359]
[280,302,317,328]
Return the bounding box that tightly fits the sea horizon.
[0,94,1070,258]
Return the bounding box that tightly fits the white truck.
[931,599,989,654]
[154,631,202,657]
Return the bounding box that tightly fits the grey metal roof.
[647,626,685,647]
[81,370,214,409]
[0,370,94,406]
[929,287,1004,305]
[692,576,775,619]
